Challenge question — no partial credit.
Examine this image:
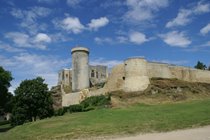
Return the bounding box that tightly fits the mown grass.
[1,99,210,140]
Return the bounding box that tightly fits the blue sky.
[0,0,210,92]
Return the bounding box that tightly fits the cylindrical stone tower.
[123,57,150,92]
[71,47,89,92]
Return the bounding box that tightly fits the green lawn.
[1,99,210,140]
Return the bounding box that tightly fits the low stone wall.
[62,88,106,106]
[62,92,80,106]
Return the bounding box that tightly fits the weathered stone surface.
[71,47,90,92]
[51,85,62,110]
[123,58,150,92]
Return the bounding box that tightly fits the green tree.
[194,61,207,70]
[0,66,13,114]
[11,77,54,125]
[208,66,210,71]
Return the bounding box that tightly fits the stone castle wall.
[147,62,210,83]
[104,58,210,93]
[60,57,210,107]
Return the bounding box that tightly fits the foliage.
[66,104,83,113]
[54,108,65,116]
[194,61,207,70]
[80,95,111,109]
[11,77,54,126]
[0,66,13,113]
[54,95,111,116]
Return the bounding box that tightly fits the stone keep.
[71,47,89,92]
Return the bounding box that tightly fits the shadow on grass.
[0,126,14,132]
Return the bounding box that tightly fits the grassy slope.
[1,99,210,140]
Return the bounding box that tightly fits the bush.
[54,95,111,116]
[80,95,111,109]
[54,108,65,116]
[67,105,83,113]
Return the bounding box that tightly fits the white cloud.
[50,33,72,42]
[90,58,122,68]
[88,17,109,31]
[116,36,128,43]
[5,32,51,50]
[5,32,29,46]
[200,23,210,35]
[94,32,150,45]
[54,16,109,33]
[159,31,191,47]
[124,0,169,23]
[10,6,51,34]
[166,1,210,28]
[166,9,192,28]
[201,41,210,47]
[129,32,148,44]
[100,0,124,8]
[194,1,210,14]
[66,0,81,7]
[60,17,85,34]
[34,33,51,43]
[94,37,113,44]
[0,41,25,53]
[1,53,70,93]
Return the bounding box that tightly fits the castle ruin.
[53,46,210,108]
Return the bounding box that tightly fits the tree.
[11,77,54,125]
[208,66,210,71]
[194,61,207,70]
[0,66,13,114]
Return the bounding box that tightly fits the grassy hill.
[1,99,210,140]
[1,78,210,140]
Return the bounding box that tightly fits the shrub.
[54,95,111,116]
[54,108,65,116]
[80,95,111,109]
[62,105,83,113]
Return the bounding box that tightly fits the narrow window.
[96,72,98,78]
[62,72,64,80]
[91,70,95,77]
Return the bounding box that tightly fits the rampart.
[105,58,210,93]
[57,47,210,107]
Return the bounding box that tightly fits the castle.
[52,46,210,108]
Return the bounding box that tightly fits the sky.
[0,0,210,93]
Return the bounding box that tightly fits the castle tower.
[123,58,150,92]
[71,47,89,92]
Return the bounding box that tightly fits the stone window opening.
[96,72,98,78]
[91,70,95,77]
[62,72,64,80]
